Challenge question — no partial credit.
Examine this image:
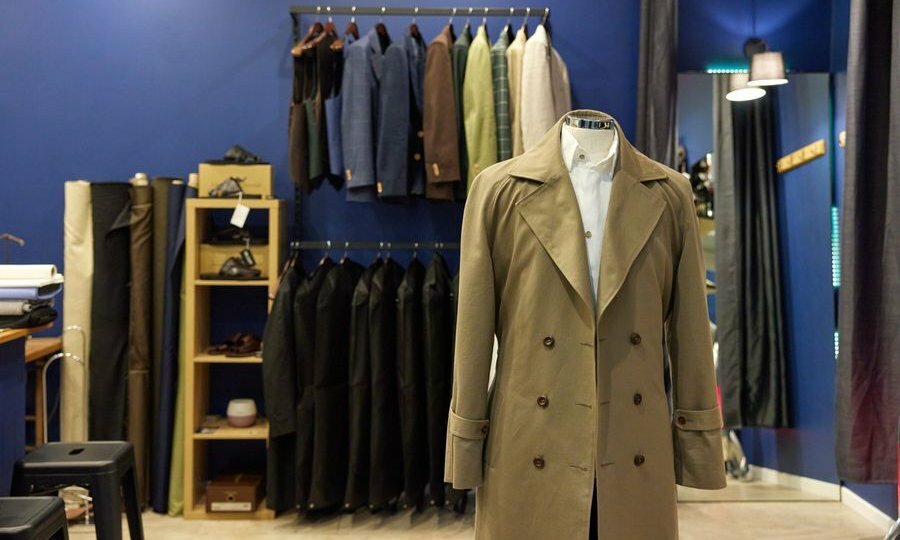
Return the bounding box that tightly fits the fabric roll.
[151,181,186,513]
[368,258,405,508]
[88,182,132,441]
[62,181,93,442]
[0,305,57,329]
[309,261,363,509]
[166,267,188,516]
[422,253,454,507]
[263,265,301,512]
[0,286,61,301]
[0,300,50,316]
[344,260,381,510]
[127,184,153,505]
[0,275,63,288]
[151,178,174,437]
[0,265,57,279]
[294,259,334,510]
[396,258,428,508]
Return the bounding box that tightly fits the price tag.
[230,194,250,228]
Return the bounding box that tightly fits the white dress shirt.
[561,125,619,304]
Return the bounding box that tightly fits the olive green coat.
[446,110,726,539]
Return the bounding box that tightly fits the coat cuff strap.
[448,410,490,440]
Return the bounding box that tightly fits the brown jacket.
[423,25,460,201]
[446,110,726,539]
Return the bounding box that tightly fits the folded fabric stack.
[0,264,64,329]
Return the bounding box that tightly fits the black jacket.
[308,260,363,510]
[367,258,405,508]
[344,259,382,510]
[263,265,301,511]
[294,258,335,509]
[421,253,455,506]
[396,257,429,508]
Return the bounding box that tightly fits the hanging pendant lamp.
[726,73,767,102]
[748,51,788,86]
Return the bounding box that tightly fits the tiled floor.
[67,479,889,539]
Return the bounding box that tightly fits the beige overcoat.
[446,110,726,539]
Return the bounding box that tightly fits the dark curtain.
[716,90,790,429]
[836,0,900,484]
[635,0,677,167]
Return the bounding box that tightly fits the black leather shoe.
[223,144,262,164]
[200,257,261,280]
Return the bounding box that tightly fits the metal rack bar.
[291,240,459,250]
[289,6,549,17]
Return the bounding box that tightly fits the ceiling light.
[726,73,767,101]
[748,51,788,86]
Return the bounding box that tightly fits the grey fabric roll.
[836,0,900,484]
[635,0,677,168]
[150,178,174,434]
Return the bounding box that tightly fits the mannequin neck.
[562,124,617,163]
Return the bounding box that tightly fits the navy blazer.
[341,31,379,202]
[406,31,427,196]
[376,37,410,199]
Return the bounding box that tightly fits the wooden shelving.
[183,197,284,521]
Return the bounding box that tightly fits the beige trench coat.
[446,111,726,539]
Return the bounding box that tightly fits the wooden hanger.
[345,6,359,40]
[409,7,421,40]
[291,7,324,56]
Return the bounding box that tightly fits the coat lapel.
[512,119,594,313]
[509,110,668,321]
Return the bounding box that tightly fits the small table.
[0,325,51,497]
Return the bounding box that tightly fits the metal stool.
[11,443,143,540]
[0,497,68,539]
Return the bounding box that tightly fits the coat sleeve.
[376,44,409,198]
[444,174,496,489]
[423,41,461,193]
[666,181,727,490]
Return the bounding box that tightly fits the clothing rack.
[289,6,550,18]
[290,240,459,251]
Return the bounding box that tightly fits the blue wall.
[678,0,833,72]
[677,73,713,168]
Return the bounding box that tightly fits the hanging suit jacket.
[367,258,405,508]
[463,25,497,188]
[406,31,427,196]
[451,26,473,199]
[263,266,301,511]
[396,257,429,508]
[376,37,410,199]
[344,260,382,510]
[491,30,513,162]
[421,253,455,507]
[423,25,460,201]
[505,28,528,157]
[294,258,335,510]
[308,261,363,510]
[445,111,725,539]
[342,31,380,202]
[520,24,571,151]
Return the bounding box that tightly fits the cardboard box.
[199,163,273,198]
[206,473,263,513]
[198,243,269,279]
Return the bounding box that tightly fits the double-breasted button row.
[633,393,643,405]
[634,454,645,466]
[533,456,545,469]
[543,335,555,349]
[677,415,687,426]
[536,395,549,408]
[630,332,642,345]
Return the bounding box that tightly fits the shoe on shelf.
[200,256,262,281]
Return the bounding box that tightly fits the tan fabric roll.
[0,265,57,279]
[61,181,93,442]
[128,184,153,504]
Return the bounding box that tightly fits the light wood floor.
[66,498,888,540]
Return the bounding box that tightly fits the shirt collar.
[560,126,619,174]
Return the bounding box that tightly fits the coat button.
[634,454,645,466]
[543,336,555,349]
[417,130,424,138]
[481,424,489,435]
[633,393,642,405]
[413,152,422,161]
[533,456,545,469]
[585,230,592,238]
[630,332,642,345]
[536,395,549,408]
[677,416,687,426]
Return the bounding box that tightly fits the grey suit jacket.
[342,31,380,202]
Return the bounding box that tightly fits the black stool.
[0,497,68,539]
[11,442,143,540]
